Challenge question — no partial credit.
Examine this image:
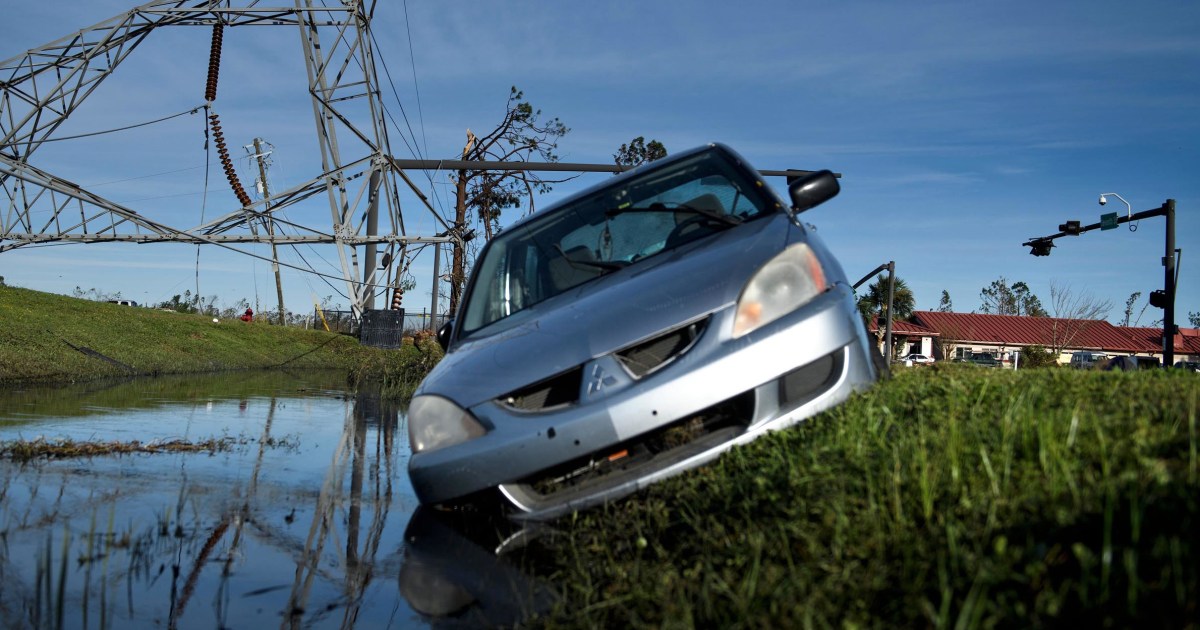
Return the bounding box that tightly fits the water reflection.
[0,373,554,628]
[402,508,557,627]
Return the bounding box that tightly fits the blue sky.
[2,0,1197,326]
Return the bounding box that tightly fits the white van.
[1070,351,1108,369]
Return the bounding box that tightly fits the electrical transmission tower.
[0,0,450,315]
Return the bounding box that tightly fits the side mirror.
[787,170,839,214]
[436,319,455,351]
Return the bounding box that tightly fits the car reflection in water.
[401,507,557,625]
[0,374,553,628]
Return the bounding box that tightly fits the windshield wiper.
[554,245,627,272]
[605,202,742,226]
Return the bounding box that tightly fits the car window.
[459,148,774,337]
[558,207,673,262]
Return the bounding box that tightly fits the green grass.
[0,285,439,393]
[533,366,1199,627]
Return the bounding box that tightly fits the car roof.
[499,143,758,234]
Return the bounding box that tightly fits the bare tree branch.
[446,87,571,316]
[1048,280,1114,354]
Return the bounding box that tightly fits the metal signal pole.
[1023,199,1177,366]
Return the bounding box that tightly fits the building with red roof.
[894,311,1199,367]
[865,316,940,358]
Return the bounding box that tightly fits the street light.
[853,261,896,363]
[1099,192,1133,228]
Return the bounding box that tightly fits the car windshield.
[459,148,775,336]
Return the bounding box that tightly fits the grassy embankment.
[0,285,439,397]
[534,366,1198,627]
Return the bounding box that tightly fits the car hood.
[418,214,795,408]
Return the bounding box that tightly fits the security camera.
[1098,195,1107,206]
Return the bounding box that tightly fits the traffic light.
[1029,239,1054,256]
[1149,289,1168,309]
[1058,220,1082,235]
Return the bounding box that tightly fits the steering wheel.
[665,215,712,249]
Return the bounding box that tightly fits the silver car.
[408,144,881,520]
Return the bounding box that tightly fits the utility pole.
[431,240,441,330]
[252,138,287,325]
[448,130,476,318]
[885,261,896,359]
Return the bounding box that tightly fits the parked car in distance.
[1173,361,1200,373]
[1069,351,1108,369]
[1105,355,1161,371]
[962,352,1000,368]
[897,353,934,365]
[407,144,882,521]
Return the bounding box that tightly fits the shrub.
[1018,344,1059,368]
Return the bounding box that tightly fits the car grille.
[498,367,583,412]
[518,390,753,497]
[498,318,709,412]
[615,318,707,378]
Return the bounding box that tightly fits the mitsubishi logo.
[587,363,618,395]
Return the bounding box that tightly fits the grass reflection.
[0,370,350,425]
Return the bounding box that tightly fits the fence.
[314,308,451,336]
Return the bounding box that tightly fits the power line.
[0,106,205,148]
[275,219,351,300]
[402,0,430,161]
[369,30,422,162]
[370,27,448,221]
[87,164,207,188]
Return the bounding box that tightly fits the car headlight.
[408,395,487,454]
[733,243,826,338]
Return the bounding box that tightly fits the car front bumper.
[408,282,877,519]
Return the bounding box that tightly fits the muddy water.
[0,372,552,628]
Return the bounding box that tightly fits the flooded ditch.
[0,371,553,628]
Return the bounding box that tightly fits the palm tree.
[856,275,915,357]
[857,275,915,322]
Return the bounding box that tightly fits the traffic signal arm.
[1022,198,1176,368]
[1022,203,1169,248]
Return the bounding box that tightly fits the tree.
[72,286,123,302]
[447,87,571,316]
[1047,281,1113,355]
[1187,311,1200,327]
[857,274,915,357]
[614,136,667,170]
[1014,282,1047,316]
[937,289,953,312]
[978,277,1047,317]
[1121,291,1143,327]
[857,275,915,322]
